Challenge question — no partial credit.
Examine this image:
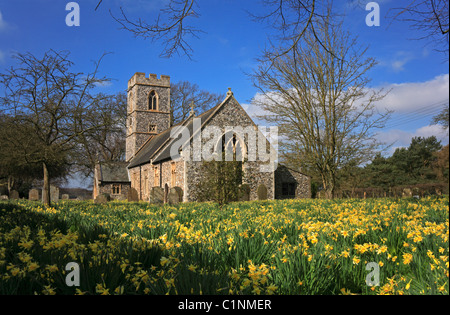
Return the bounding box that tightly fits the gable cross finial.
[189,101,195,117]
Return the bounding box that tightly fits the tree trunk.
[322,173,336,199]
[42,162,51,206]
[7,176,14,195]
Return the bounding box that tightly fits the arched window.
[215,132,246,162]
[148,90,158,111]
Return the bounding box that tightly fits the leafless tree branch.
[387,0,449,58]
[110,0,202,59]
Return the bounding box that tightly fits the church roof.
[98,161,130,183]
[127,93,230,168]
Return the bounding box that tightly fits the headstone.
[257,184,268,200]
[150,187,164,204]
[29,189,40,201]
[0,195,8,200]
[50,185,59,202]
[127,188,139,202]
[402,188,412,197]
[167,191,180,205]
[61,194,70,200]
[172,187,183,202]
[164,184,169,203]
[239,184,250,201]
[167,187,183,205]
[10,190,19,200]
[94,194,110,204]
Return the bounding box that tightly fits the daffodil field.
[0,196,448,295]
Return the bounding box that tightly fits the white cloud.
[390,51,415,72]
[376,124,449,156]
[374,74,449,113]
[245,74,449,118]
[94,80,113,88]
[241,91,285,126]
[415,124,449,140]
[242,75,450,146]
[0,10,9,32]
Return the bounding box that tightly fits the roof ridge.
[148,115,193,162]
[151,94,234,164]
[128,92,234,168]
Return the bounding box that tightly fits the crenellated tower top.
[128,72,170,90]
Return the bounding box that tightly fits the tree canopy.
[0,50,121,204]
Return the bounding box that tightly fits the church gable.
[203,92,256,134]
[152,91,252,163]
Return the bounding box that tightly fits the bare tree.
[250,9,391,199]
[170,81,224,125]
[110,0,202,59]
[73,92,127,178]
[96,0,448,61]
[95,0,325,61]
[0,114,61,195]
[431,105,449,129]
[0,50,115,205]
[387,0,449,58]
[249,0,336,64]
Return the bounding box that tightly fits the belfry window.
[149,91,158,111]
[148,124,157,133]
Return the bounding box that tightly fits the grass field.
[0,196,448,295]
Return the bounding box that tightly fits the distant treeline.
[316,136,449,199]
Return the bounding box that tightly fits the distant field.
[0,196,448,295]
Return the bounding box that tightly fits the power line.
[388,99,447,121]
[386,109,444,129]
[385,99,449,129]
[386,107,444,128]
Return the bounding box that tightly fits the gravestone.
[239,184,250,201]
[50,185,59,202]
[257,184,268,200]
[10,190,19,200]
[127,188,139,202]
[29,189,40,201]
[167,187,183,205]
[61,194,70,200]
[402,188,412,198]
[164,184,169,203]
[172,187,183,202]
[167,191,180,205]
[94,194,110,204]
[0,195,8,200]
[150,187,164,204]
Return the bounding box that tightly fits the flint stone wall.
[185,96,275,202]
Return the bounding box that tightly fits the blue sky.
[0,0,448,187]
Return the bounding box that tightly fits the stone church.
[94,72,310,202]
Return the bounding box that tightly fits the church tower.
[126,72,171,162]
